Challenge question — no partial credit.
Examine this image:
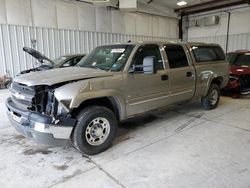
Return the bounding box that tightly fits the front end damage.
[6,82,77,146]
[224,52,250,95]
[5,66,114,147]
[224,67,250,95]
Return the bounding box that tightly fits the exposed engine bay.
[9,82,68,119]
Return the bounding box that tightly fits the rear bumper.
[6,97,77,147]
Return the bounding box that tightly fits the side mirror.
[143,56,156,74]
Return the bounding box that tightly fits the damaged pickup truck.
[6,42,228,155]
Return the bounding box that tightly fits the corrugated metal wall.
[0,24,177,77]
[188,33,250,53]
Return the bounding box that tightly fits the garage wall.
[187,6,250,53]
[0,0,179,77]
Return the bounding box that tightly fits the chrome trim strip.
[33,122,73,139]
[129,90,193,106]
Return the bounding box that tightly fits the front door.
[125,44,170,117]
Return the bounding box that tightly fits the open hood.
[23,47,54,65]
[14,67,114,86]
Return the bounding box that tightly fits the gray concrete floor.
[1,89,250,188]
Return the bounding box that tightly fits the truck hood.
[23,47,54,66]
[14,67,114,86]
[230,65,250,76]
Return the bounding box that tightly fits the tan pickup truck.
[6,42,228,155]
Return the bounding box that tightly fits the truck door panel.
[125,44,170,117]
[164,44,196,103]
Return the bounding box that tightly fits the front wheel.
[201,84,220,110]
[72,106,117,155]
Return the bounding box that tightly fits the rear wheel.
[72,106,117,155]
[201,84,220,110]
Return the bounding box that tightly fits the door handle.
[161,75,169,81]
[186,72,193,77]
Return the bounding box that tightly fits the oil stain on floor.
[23,147,53,155]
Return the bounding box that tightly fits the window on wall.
[164,45,189,68]
[191,46,225,62]
[132,44,164,71]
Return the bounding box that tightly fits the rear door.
[164,44,196,103]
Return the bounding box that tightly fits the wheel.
[72,106,117,155]
[201,84,220,110]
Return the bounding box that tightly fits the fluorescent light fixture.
[177,1,187,6]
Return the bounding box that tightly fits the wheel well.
[211,77,223,88]
[72,97,120,121]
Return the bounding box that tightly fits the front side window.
[69,56,84,66]
[77,45,134,71]
[191,46,225,63]
[63,58,75,67]
[132,44,164,71]
[53,56,67,65]
[164,45,189,69]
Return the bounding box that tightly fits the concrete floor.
[1,89,250,188]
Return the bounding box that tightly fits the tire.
[201,84,220,110]
[72,106,117,155]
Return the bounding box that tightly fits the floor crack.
[82,154,125,188]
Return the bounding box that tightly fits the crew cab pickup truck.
[6,42,228,155]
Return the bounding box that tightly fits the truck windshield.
[77,45,134,71]
[227,53,250,66]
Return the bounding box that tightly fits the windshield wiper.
[84,65,107,71]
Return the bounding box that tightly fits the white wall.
[187,6,250,52]
[0,0,178,38]
[0,0,179,77]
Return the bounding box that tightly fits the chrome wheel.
[210,89,218,105]
[85,117,110,146]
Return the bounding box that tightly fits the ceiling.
[75,0,220,9]
[143,0,213,9]
[73,0,250,16]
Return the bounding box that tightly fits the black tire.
[72,106,117,155]
[201,84,220,110]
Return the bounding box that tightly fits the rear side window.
[191,46,225,62]
[164,45,189,68]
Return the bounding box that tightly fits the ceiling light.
[177,1,187,6]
